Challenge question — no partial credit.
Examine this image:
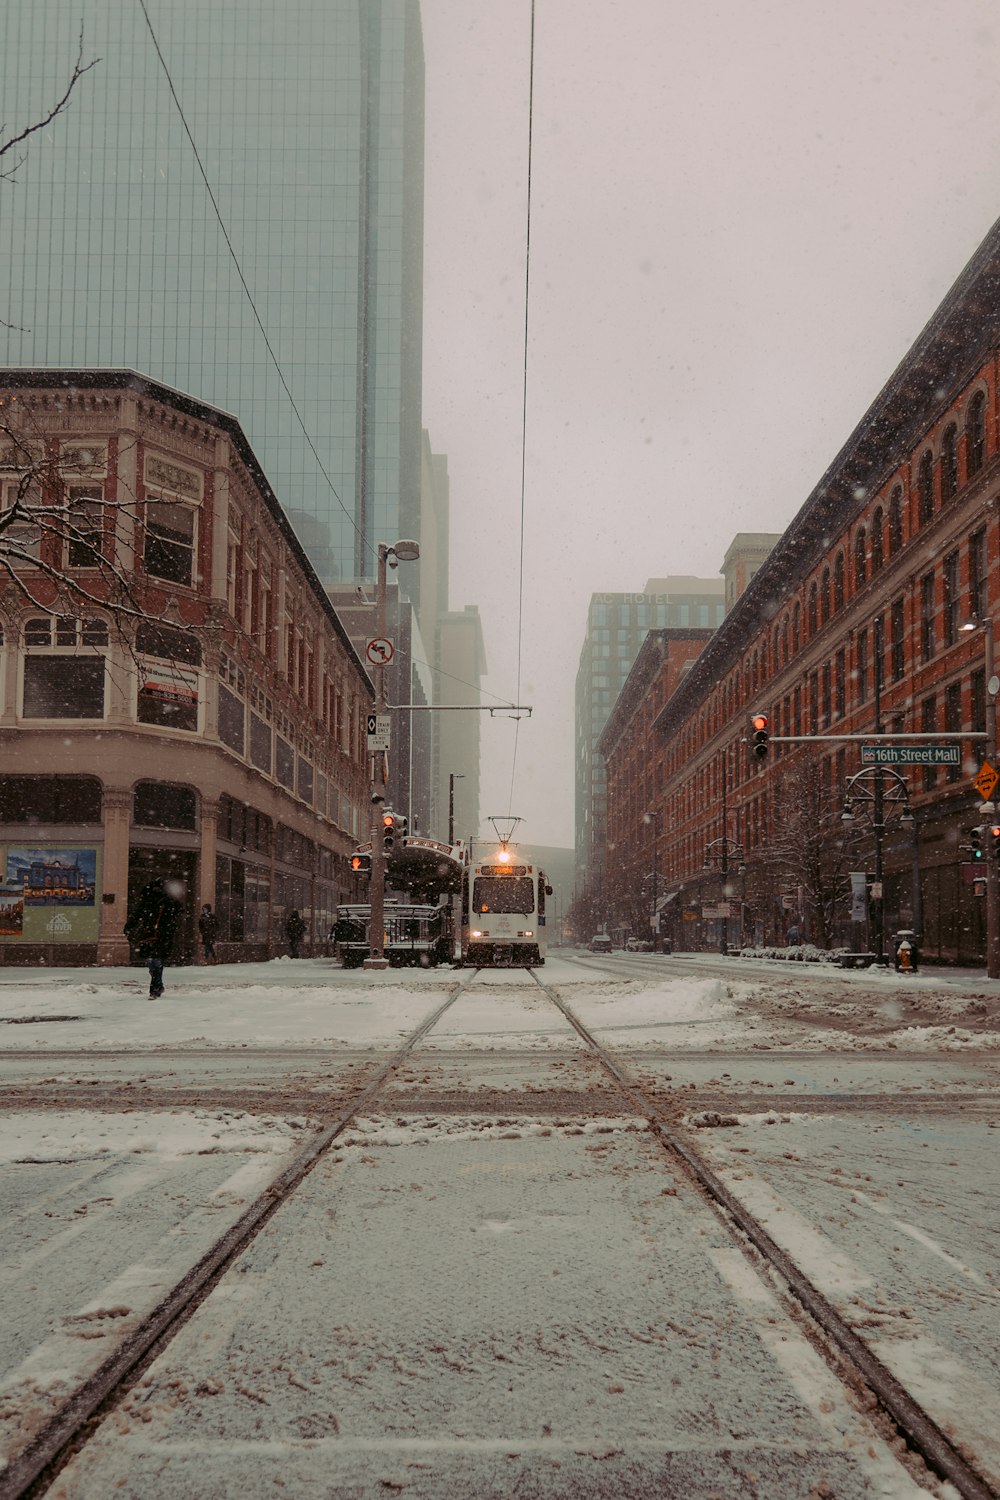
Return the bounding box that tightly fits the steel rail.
[1,976,477,1500]
[532,970,999,1500]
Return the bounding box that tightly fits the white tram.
[462,848,552,967]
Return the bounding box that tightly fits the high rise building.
[575,578,727,893]
[1,0,425,596]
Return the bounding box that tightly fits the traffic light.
[382,810,397,853]
[990,825,1000,860]
[750,712,770,760]
[397,815,409,841]
[350,851,371,875]
[969,827,984,861]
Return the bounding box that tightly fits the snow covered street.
[0,953,998,1497]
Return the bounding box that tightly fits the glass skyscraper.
[1,0,425,594]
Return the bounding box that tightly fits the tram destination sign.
[860,744,960,767]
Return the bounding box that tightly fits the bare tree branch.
[0,25,100,172]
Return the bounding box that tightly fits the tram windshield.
[473,876,534,915]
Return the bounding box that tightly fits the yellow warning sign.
[974,760,999,801]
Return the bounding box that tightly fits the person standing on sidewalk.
[285,908,306,958]
[198,902,218,964]
[125,877,183,998]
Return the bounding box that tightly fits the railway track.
[0,966,995,1499]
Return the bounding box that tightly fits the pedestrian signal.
[750,712,770,760]
[350,851,371,875]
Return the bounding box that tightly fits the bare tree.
[761,754,852,948]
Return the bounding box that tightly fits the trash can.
[893,930,919,974]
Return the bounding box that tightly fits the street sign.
[365,637,395,666]
[702,901,736,919]
[860,744,960,766]
[974,760,999,801]
[366,713,391,751]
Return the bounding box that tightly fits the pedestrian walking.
[198,902,218,963]
[285,908,306,958]
[125,877,184,998]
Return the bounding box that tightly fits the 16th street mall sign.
[860,744,960,767]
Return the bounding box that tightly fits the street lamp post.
[841,765,914,964]
[643,809,659,949]
[364,539,420,970]
[448,772,465,846]
[962,616,999,978]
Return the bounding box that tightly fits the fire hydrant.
[893,930,919,974]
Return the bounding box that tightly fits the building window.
[833,553,845,612]
[967,391,986,477]
[945,681,962,782]
[65,485,104,567]
[820,569,831,625]
[969,526,988,620]
[873,614,885,693]
[871,507,884,572]
[921,696,937,791]
[941,425,958,503]
[218,684,245,754]
[144,498,196,586]
[0,775,102,824]
[857,629,868,703]
[134,781,197,830]
[807,583,818,636]
[821,662,831,728]
[1,477,41,559]
[920,572,935,663]
[917,452,934,525]
[943,550,960,645]
[135,621,201,731]
[890,596,905,680]
[854,529,867,590]
[21,616,108,719]
[888,487,903,553]
[835,648,846,718]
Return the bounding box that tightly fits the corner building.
[602,216,1000,963]
[1,0,425,596]
[0,372,372,965]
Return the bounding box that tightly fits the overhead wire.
[135,0,372,566]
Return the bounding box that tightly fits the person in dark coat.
[125,877,183,998]
[198,902,218,963]
[285,908,306,958]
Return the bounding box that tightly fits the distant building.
[575,578,726,893]
[0,0,426,595]
[721,535,782,612]
[0,370,372,965]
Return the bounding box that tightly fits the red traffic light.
[750,712,770,759]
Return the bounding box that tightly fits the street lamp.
[448,772,465,845]
[841,766,914,965]
[961,615,999,978]
[702,837,746,955]
[643,809,660,950]
[364,539,420,970]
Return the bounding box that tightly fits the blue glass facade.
[0,0,425,593]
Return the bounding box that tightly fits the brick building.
[0,371,372,965]
[600,217,1000,964]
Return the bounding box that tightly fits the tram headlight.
[518,930,533,938]
[471,928,484,938]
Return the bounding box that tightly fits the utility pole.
[364,539,419,970]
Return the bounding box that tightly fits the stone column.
[96,787,133,966]
[199,796,219,916]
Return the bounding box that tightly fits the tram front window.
[473,877,534,914]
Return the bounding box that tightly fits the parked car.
[588,933,613,952]
[626,938,652,952]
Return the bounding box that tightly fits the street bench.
[838,952,879,969]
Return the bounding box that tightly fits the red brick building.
[601,219,1000,963]
[0,371,372,965]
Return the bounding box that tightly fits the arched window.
[134,781,198,831]
[917,452,934,524]
[808,582,818,636]
[820,568,831,625]
[791,601,801,655]
[854,528,867,589]
[21,615,109,720]
[871,507,884,571]
[967,391,986,477]
[941,425,958,502]
[833,553,845,612]
[888,487,903,554]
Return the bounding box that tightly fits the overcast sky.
[418,0,1000,853]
